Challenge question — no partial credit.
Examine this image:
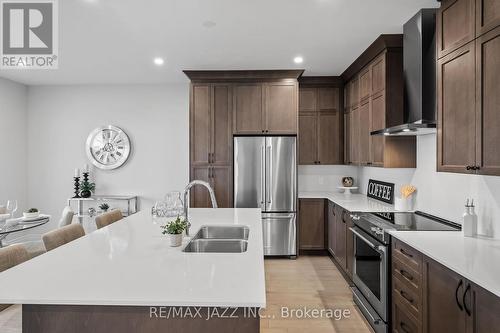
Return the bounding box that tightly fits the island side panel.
[23,305,260,333]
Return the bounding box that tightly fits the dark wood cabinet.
[476,0,500,37]
[344,110,351,164]
[437,0,475,59]
[343,36,416,169]
[298,199,325,250]
[298,79,343,165]
[437,42,476,174]
[327,201,336,256]
[345,212,354,278]
[475,26,500,175]
[389,238,500,333]
[334,205,346,269]
[233,81,298,135]
[189,83,233,208]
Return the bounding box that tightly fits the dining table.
[0,216,50,247]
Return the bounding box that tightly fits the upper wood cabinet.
[298,78,344,165]
[233,81,298,135]
[342,36,416,168]
[438,26,500,175]
[437,0,476,58]
[298,199,325,250]
[476,0,500,37]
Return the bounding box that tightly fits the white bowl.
[23,212,40,219]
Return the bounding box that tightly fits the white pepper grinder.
[462,199,477,237]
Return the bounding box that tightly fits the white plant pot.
[168,233,183,247]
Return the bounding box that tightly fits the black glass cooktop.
[364,211,461,232]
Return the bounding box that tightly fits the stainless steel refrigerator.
[233,136,297,257]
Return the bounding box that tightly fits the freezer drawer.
[262,213,297,256]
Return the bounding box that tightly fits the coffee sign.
[367,179,395,204]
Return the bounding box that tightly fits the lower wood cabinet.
[392,238,500,333]
[334,205,346,269]
[327,201,337,256]
[298,199,325,250]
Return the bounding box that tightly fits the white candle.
[83,164,89,173]
[74,168,80,178]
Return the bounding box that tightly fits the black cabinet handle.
[475,166,481,171]
[399,290,414,304]
[463,283,471,316]
[399,248,413,258]
[400,269,414,281]
[466,165,472,170]
[455,280,464,311]
[400,322,411,333]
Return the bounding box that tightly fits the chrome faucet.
[183,180,218,236]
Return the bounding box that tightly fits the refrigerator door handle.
[261,145,265,208]
[266,144,272,204]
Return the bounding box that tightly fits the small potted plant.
[99,203,110,212]
[79,181,95,198]
[23,208,39,219]
[161,216,187,247]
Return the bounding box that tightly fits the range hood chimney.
[372,9,437,136]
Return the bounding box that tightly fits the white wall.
[0,78,28,214]
[298,165,358,191]
[300,134,500,238]
[26,84,189,231]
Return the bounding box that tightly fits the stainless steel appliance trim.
[261,212,297,256]
[261,145,265,209]
[266,144,272,205]
[351,226,388,321]
[352,287,388,333]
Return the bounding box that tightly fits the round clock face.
[86,125,131,170]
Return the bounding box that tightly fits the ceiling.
[0,0,439,85]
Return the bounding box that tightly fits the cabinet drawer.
[393,299,420,333]
[393,239,422,272]
[393,276,421,319]
[393,257,421,292]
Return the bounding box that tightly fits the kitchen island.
[0,208,265,333]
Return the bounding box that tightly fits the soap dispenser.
[462,199,476,237]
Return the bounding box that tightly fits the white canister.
[169,233,183,247]
[394,197,414,211]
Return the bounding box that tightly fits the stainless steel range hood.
[372,9,437,136]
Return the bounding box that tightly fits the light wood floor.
[261,256,373,333]
[0,256,372,333]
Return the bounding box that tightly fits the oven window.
[355,235,382,300]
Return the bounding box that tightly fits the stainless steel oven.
[350,225,389,333]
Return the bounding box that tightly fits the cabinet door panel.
[191,85,211,165]
[437,0,475,58]
[371,93,385,166]
[299,199,325,250]
[344,111,351,164]
[318,87,340,112]
[233,84,263,134]
[318,112,342,164]
[327,201,336,256]
[265,83,297,134]
[359,69,371,101]
[476,0,500,37]
[437,42,476,173]
[212,85,232,165]
[351,77,359,107]
[190,167,211,208]
[350,107,360,165]
[359,100,371,165]
[371,55,386,95]
[298,114,317,165]
[299,88,317,112]
[345,212,354,278]
[334,205,346,269]
[476,26,500,175]
[211,166,232,208]
[423,258,466,333]
[467,283,500,333]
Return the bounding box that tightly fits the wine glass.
[6,200,18,218]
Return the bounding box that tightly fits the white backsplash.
[299,134,500,239]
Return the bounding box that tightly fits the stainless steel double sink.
[183,225,249,253]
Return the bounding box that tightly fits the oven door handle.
[349,227,383,252]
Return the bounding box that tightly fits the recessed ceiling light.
[153,57,165,66]
[293,56,303,64]
[202,21,217,28]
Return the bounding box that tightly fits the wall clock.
[86,125,131,170]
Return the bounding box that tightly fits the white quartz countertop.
[0,209,266,307]
[389,231,500,298]
[299,191,406,213]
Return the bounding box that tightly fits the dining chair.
[58,206,75,228]
[95,209,123,229]
[42,224,85,252]
[0,244,29,311]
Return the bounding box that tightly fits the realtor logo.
[1,0,58,69]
